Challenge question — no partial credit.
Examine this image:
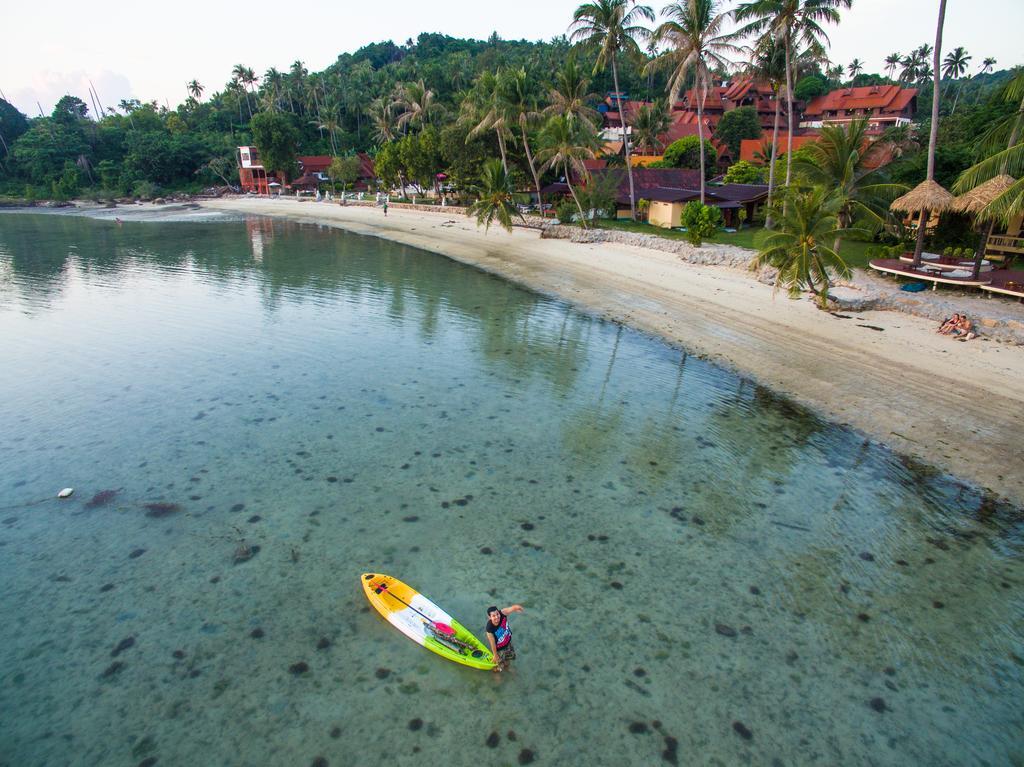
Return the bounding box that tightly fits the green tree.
[536,114,600,227]
[570,0,655,221]
[659,135,716,175]
[751,185,850,309]
[884,52,902,80]
[544,57,602,132]
[714,106,762,157]
[10,119,89,184]
[467,158,523,232]
[631,100,671,153]
[723,159,766,183]
[652,0,738,203]
[847,58,864,81]
[250,111,299,181]
[793,73,827,101]
[0,99,29,170]
[792,118,905,251]
[942,46,971,114]
[680,200,724,245]
[52,95,90,122]
[328,154,362,197]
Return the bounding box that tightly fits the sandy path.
[202,197,1024,506]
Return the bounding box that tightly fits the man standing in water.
[485,604,523,672]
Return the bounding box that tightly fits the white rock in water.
[57,488,74,499]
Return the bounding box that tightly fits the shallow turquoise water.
[0,212,1021,767]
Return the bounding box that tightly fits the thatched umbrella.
[891,179,955,267]
[952,174,1016,278]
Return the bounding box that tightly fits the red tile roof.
[803,85,918,116]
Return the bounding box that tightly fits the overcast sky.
[3,0,1020,116]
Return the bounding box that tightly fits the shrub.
[723,160,766,185]
[556,199,577,224]
[132,180,160,200]
[660,136,716,177]
[680,201,724,247]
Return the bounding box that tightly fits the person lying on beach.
[485,604,523,673]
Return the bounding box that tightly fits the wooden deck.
[980,269,1024,299]
[868,258,993,289]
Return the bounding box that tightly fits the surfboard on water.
[361,573,496,670]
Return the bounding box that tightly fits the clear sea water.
[0,212,1021,767]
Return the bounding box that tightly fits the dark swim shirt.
[485,611,512,648]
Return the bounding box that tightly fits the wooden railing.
[987,234,1024,253]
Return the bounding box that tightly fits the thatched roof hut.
[951,174,1016,217]
[890,179,954,213]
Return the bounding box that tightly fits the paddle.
[373,582,457,635]
[373,581,486,658]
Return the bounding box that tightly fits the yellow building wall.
[630,155,664,167]
[649,201,682,228]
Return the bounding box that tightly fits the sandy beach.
[188,197,1022,505]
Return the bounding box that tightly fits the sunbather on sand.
[938,314,960,335]
[954,315,977,341]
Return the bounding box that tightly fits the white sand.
[201,197,1024,506]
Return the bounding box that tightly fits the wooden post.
[912,208,928,267]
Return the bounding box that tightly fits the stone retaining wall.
[539,223,760,269]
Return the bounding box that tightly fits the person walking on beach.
[485,604,523,672]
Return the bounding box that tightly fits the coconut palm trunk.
[520,124,545,217]
[784,33,794,187]
[766,89,781,228]
[912,0,947,267]
[496,131,509,173]
[564,171,588,228]
[611,57,638,220]
[697,90,707,204]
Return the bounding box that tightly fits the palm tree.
[792,118,906,251]
[941,46,970,79]
[734,0,851,192]
[751,185,849,309]
[367,97,397,145]
[463,70,514,172]
[884,52,902,81]
[954,70,1024,224]
[498,68,547,217]
[825,62,844,84]
[652,0,738,203]
[263,68,284,113]
[569,0,655,221]
[467,159,524,232]
[314,109,342,155]
[545,57,603,132]
[942,46,971,113]
[187,80,204,101]
[396,80,442,131]
[745,35,787,225]
[631,99,671,153]
[231,64,253,120]
[536,114,601,227]
[847,58,863,81]
[979,57,996,76]
[289,60,308,114]
[117,99,136,130]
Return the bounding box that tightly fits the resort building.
[296,154,377,190]
[800,85,917,133]
[237,146,269,195]
[675,79,790,132]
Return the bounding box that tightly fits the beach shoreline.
[23,197,1023,505]
[194,197,1024,507]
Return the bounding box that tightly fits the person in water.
[485,604,523,672]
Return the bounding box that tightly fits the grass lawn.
[595,219,877,270]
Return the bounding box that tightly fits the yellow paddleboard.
[361,573,496,670]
